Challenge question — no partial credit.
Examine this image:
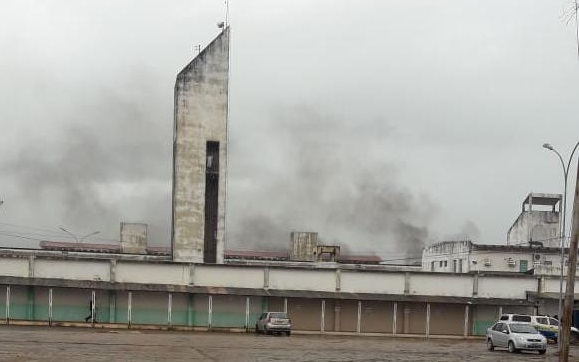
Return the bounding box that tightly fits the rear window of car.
[512,315,531,322]
[499,315,508,321]
[510,323,537,334]
[535,317,548,324]
[270,312,288,319]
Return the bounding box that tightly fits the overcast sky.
[1,0,579,260]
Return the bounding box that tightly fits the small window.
[270,312,288,319]
[499,315,508,321]
[535,317,548,325]
[512,315,531,322]
[444,260,448,267]
[439,261,443,267]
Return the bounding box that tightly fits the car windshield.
[270,313,288,319]
[510,324,538,334]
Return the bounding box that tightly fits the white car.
[499,313,579,342]
[487,321,547,354]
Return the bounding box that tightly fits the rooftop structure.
[507,193,562,247]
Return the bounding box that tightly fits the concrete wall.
[116,262,189,285]
[408,274,472,297]
[0,257,29,277]
[172,28,229,264]
[269,268,336,292]
[4,255,579,300]
[508,211,560,247]
[290,232,318,261]
[36,259,110,281]
[194,265,263,289]
[477,275,537,299]
[120,223,148,254]
[340,271,405,294]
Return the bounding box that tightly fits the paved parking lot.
[0,326,577,361]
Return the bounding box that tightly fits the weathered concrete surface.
[290,232,319,262]
[172,28,229,263]
[0,326,575,361]
[120,223,148,254]
[507,193,561,247]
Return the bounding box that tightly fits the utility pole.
[560,158,579,362]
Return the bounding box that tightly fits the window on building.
[453,259,457,273]
[431,261,435,271]
[519,260,528,272]
[439,261,443,267]
[444,260,448,267]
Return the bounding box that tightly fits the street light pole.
[60,227,79,243]
[543,141,579,355]
[78,231,100,243]
[561,160,579,362]
[59,227,100,244]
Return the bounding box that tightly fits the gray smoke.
[3,72,172,245]
[3,80,434,260]
[441,220,481,243]
[227,105,436,259]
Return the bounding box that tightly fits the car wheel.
[538,349,546,355]
[255,324,259,334]
[508,341,517,353]
[486,339,494,351]
[286,331,291,337]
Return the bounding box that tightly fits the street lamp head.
[543,143,554,151]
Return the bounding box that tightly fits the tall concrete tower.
[171,28,229,263]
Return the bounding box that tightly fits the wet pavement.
[0,326,576,361]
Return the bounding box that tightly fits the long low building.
[0,247,577,336]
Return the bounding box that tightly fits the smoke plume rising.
[227,105,437,260]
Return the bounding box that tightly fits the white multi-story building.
[422,240,569,276]
[422,192,570,277]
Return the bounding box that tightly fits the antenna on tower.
[194,44,201,54]
[225,0,229,27]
